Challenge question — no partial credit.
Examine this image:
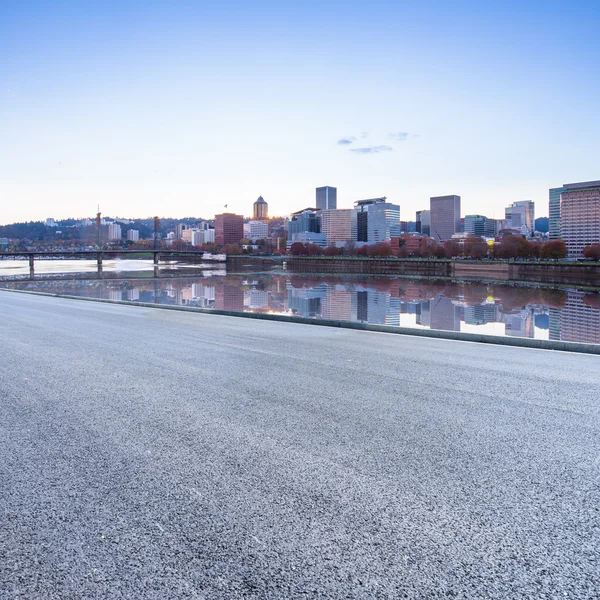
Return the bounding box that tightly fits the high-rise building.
[320,209,356,246]
[126,229,139,242]
[416,210,430,236]
[106,223,122,241]
[430,195,461,241]
[287,208,325,248]
[549,187,564,240]
[253,196,268,221]
[559,180,600,256]
[243,220,269,241]
[464,215,496,237]
[316,186,337,211]
[214,213,244,246]
[505,201,535,234]
[175,223,189,240]
[353,198,400,243]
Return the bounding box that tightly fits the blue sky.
[1,0,599,224]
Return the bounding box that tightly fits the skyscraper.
[416,210,430,236]
[549,187,564,240]
[316,186,337,211]
[430,195,461,241]
[353,198,400,243]
[464,215,496,237]
[215,213,244,246]
[253,196,268,222]
[286,208,326,248]
[320,209,356,246]
[560,180,600,256]
[505,200,534,234]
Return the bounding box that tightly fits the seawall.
[226,255,600,286]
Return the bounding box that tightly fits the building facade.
[464,215,496,237]
[416,210,430,236]
[253,196,268,221]
[560,180,600,256]
[353,198,400,243]
[287,209,325,249]
[430,195,461,241]
[320,209,356,246]
[549,187,564,240]
[505,200,535,234]
[244,220,269,241]
[214,213,244,246]
[106,223,122,241]
[126,229,139,242]
[316,186,337,211]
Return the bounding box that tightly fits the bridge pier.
[97,253,103,267]
[28,254,34,269]
[153,252,160,265]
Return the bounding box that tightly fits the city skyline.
[2,1,599,225]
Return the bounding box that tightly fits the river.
[1,258,599,345]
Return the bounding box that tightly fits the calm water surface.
[1,259,599,345]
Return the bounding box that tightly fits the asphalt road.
[0,291,598,599]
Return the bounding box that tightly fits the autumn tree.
[222,243,242,254]
[306,243,324,256]
[495,235,534,259]
[539,239,567,260]
[367,242,395,257]
[583,243,600,261]
[444,239,462,258]
[463,236,488,259]
[289,242,308,255]
[324,245,342,256]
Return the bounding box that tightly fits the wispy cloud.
[350,145,393,154]
[389,132,409,141]
[337,137,356,145]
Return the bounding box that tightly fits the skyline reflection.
[2,274,599,345]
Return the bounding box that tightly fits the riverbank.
[226,255,600,286]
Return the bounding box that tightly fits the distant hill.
[535,217,549,233]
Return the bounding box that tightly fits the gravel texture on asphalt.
[0,290,598,599]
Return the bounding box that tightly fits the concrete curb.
[3,287,600,355]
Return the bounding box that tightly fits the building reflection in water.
[4,274,600,345]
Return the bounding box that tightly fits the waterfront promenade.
[1,291,598,598]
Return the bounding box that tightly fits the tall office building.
[505,201,535,234]
[430,195,461,241]
[253,196,268,221]
[214,213,244,246]
[353,198,400,243]
[244,221,269,241]
[316,186,337,211]
[549,187,564,240]
[320,209,356,246]
[287,208,326,248]
[464,215,496,237]
[560,180,600,256]
[416,210,430,236]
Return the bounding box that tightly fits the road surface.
[0,291,598,599]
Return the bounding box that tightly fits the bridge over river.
[0,249,226,270]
